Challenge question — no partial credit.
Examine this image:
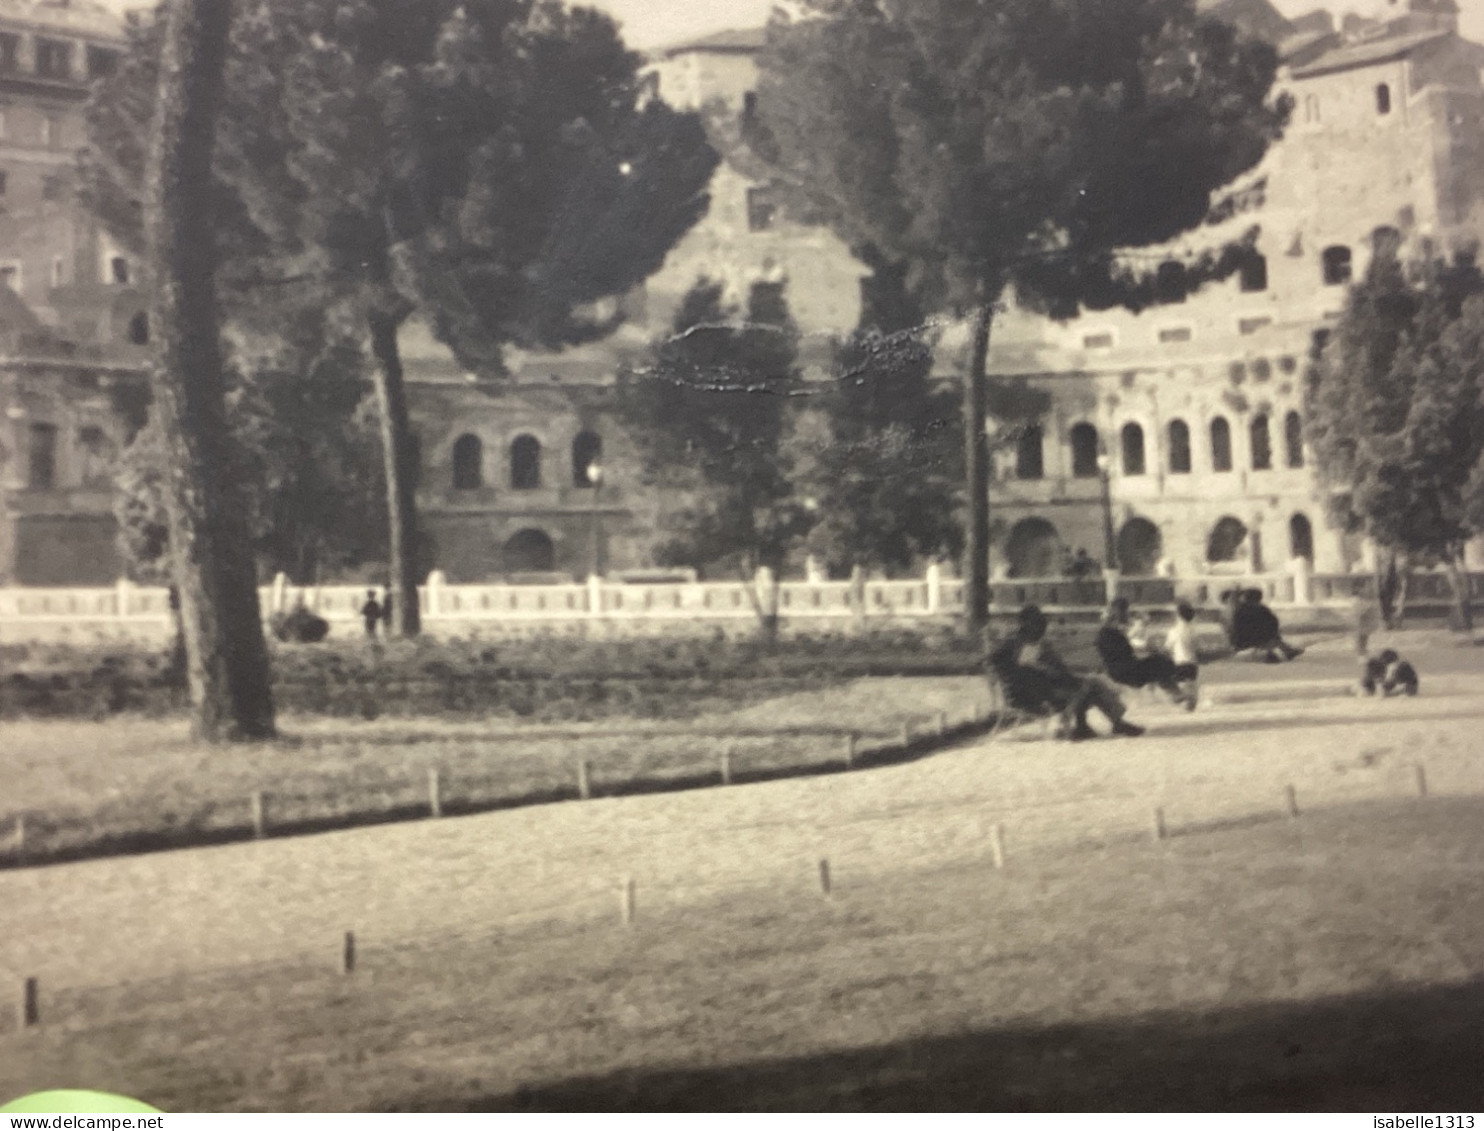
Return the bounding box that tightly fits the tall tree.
[790,255,964,575]
[1307,245,1484,629]
[746,0,1287,629]
[144,0,274,740]
[85,0,719,636]
[618,278,812,620]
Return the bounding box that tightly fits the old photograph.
[0,0,1482,1113]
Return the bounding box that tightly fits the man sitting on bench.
[987,605,1144,741]
[1096,597,1195,709]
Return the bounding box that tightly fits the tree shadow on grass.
[420,977,1484,1112]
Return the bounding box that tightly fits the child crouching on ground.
[1164,601,1201,711]
[1361,648,1420,697]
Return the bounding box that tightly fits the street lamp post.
[1096,452,1116,572]
[586,462,604,579]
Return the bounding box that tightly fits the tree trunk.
[368,309,422,637]
[962,303,995,635]
[145,0,275,742]
[1443,549,1474,633]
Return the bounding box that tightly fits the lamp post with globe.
[586,461,604,579]
[1096,452,1116,572]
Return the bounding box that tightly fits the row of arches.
[1015,412,1304,480]
[451,431,602,492]
[1004,513,1315,578]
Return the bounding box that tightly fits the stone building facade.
[0,0,144,586]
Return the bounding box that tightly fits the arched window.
[1375,83,1391,115]
[1284,411,1305,468]
[1156,260,1187,304]
[1210,416,1233,472]
[452,434,483,490]
[1070,422,1099,478]
[503,528,555,573]
[1006,517,1062,579]
[510,434,542,490]
[1239,253,1268,293]
[572,431,602,487]
[1167,419,1192,473]
[1250,413,1272,470]
[110,256,129,285]
[1322,245,1352,286]
[1207,516,1248,563]
[1289,513,1314,562]
[127,311,149,345]
[1015,424,1044,480]
[1121,422,1146,476]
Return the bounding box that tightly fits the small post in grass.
[250,791,266,839]
[899,721,912,747]
[720,745,733,786]
[428,768,442,818]
[342,931,356,975]
[989,822,1006,870]
[577,759,592,801]
[18,976,38,1028]
[11,814,24,855]
[1414,763,1428,798]
[935,710,948,737]
[1284,785,1300,819]
[1151,807,1168,842]
[620,877,636,925]
[842,732,857,769]
[818,857,832,897]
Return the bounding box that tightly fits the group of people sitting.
[987,591,1300,741]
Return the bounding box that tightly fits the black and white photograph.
[0,0,1482,1112]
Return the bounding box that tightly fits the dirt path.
[3,674,1481,992]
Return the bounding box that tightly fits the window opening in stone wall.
[1289,513,1314,562]
[1375,83,1391,115]
[1015,424,1043,480]
[35,39,72,80]
[1210,416,1233,472]
[1082,331,1114,350]
[1238,316,1272,335]
[1239,253,1268,292]
[452,434,483,489]
[1285,411,1305,468]
[1158,326,1192,343]
[28,422,57,489]
[1070,422,1099,478]
[572,431,602,487]
[1322,245,1352,285]
[1250,413,1272,470]
[510,434,541,490]
[111,256,130,285]
[1207,516,1248,562]
[1121,422,1146,476]
[127,311,149,344]
[746,185,777,232]
[1167,419,1192,473]
[0,34,17,72]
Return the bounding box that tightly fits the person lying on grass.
[1096,598,1196,710]
[987,605,1144,742]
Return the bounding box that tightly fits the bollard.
[899,722,912,747]
[1414,763,1428,798]
[818,858,832,897]
[935,710,948,737]
[843,732,857,769]
[250,791,265,839]
[620,877,636,925]
[12,814,23,854]
[1284,785,1300,819]
[577,760,592,801]
[1151,807,1168,842]
[18,976,38,1028]
[720,746,733,786]
[989,823,1006,870]
[428,768,442,818]
[342,931,356,975]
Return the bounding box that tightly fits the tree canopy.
[745,0,1288,626]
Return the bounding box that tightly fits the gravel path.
[4,673,1481,992]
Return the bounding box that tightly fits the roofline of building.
[1289,29,1453,78]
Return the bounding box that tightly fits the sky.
[91,0,1484,53]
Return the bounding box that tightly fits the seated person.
[1096,598,1193,707]
[1230,588,1303,662]
[1361,649,1420,697]
[987,605,1144,741]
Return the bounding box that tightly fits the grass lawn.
[4,798,1480,1111]
[0,676,990,863]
